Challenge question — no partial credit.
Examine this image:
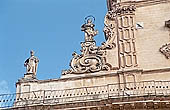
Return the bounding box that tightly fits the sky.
[0,0,107,94]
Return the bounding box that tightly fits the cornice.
[119,0,170,8]
[16,67,170,85]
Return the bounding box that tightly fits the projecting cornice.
[107,0,170,11]
[135,0,170,7]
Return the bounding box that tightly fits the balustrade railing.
[1,81,170,109]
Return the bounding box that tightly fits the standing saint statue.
[24,50,39,76]
[81,16,98,42]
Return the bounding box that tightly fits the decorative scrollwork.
[62,17,111,75]
[62,41,110,75]
[71,54,102,73]
[102,4,136,50]
[106,4,136,20]
[101,14,116,50]
[116,4,136,14]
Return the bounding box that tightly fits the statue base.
[24,73,36,79]
[18,73,37,82]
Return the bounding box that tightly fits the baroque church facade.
[1,0,170,109]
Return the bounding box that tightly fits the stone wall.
[15,0,170,94]
[13,0,170,109]
[16,69,170,93]
[136,1,170,70]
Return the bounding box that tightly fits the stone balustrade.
[1,81,170,109]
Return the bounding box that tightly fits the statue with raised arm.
[24,50,39,76]
[81,16,98,42]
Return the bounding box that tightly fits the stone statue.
[81,17,98,42]
[62,16,111,75]
[24,50,39,76]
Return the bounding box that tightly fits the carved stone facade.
[62,3,138,75]
[160,43,170,59]
[102,3,138,70]
[159,20,170,58]
[62,17,113,75]
[106,3,138,69]
[1,0,170,110]
[62,41,109,75]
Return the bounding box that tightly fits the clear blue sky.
[0,0,107,93]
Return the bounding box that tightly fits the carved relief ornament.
[161,20,170,58]
[106,4,136,20]
[102,16,116,50]
[160,43,170,59]
[165,20,170,28]
[62,17,111,75]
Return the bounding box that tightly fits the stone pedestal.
[18,73,37,82]
[24,73,36,79]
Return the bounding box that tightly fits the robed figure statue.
[81,17,98,42]
[24,50,39,76]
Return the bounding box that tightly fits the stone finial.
[24,50,39,76]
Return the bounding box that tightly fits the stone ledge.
[8,95,170,110]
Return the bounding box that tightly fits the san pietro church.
[1,0,170,109]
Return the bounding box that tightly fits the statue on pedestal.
[81,16,98,42]
[24,50,39,76]
[62,16,111,75]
